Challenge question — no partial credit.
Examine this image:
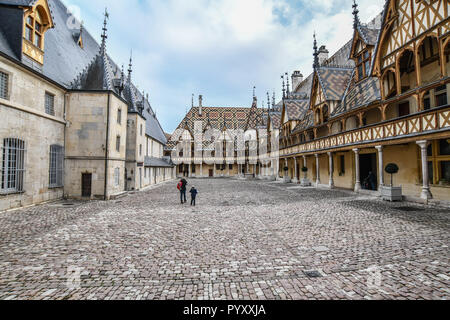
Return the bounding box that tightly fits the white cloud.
[62,0,386,133]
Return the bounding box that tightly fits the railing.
[280,105,450,156]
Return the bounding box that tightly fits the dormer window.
[22,1,54,65]
[356,50,371,81]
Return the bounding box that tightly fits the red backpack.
[177,181,182,190]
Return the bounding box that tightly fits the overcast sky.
[62,0,385,133]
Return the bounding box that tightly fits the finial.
[191,94,194,108]
[272,91,275,108]
[128,50,133,81]
[313,32,319,70]
[267,92,270,110]
[352,0,360,30]
[285,72,290,96]
[253,86,256,98]
[100,8,109,54]
[281,75,286,99]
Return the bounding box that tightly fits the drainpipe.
[104,93,111,200]
[63,92,68,199]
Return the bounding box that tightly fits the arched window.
[418,36,440,85]
[398,49,416,94]
[382,69,397,99]
[322,105,329,123]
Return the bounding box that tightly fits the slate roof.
[322,40,355,69]
[0,0,168,146]
[145,156,173,168]
[0,0,36,6]
[292,112,314,133]
[358,26,380,46]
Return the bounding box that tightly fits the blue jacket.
[189,188,198,197]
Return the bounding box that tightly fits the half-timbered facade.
[279,0,449,203]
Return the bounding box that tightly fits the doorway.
[209,169,213,177]
[360,153,377,190]
[81,173,92,198]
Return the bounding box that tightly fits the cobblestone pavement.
[0,178,449,300]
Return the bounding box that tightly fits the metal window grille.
[49,145,64,188]
[1,138,26,193]
[114,168,120,186]
[45,93,55,116]
[0,71,8,100]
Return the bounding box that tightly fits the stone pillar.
[353,149,361,192]
[293,157,298,184]
[315,154,320,187]
[328,152,334,188]
[417,140,433,200]
[284,158,291,183]
[188,163,192,178]
[200,163,203,177]
[375,146,384,187]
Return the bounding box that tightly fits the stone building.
[0,0,174,211]
[279,0,449,203]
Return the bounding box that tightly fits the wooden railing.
[280,105,450,156]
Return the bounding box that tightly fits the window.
[229,164,233,170]
[24,14,43,49]
[116,136,120,152]
[356,50,371,81]
[424,139,450,185]
[1,138,26,193]
[435,85,447,107]
[49,145,64,188]
[144,168,147,178]
[140,124,143,136]
[0,71,8,100]
[117,109,122,124]
[139,144,142,156]
[114,168,120,186]
[45,92,55,116]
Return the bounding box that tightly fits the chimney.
[291,71,303,91]
[199,95,203,116]
[318,45,329,66]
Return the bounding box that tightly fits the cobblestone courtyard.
[0,178,449,300]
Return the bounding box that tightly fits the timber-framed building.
[278,0,449,202]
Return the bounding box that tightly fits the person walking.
[367,171,377,190]
[189,186,198,206]
[178,178,188,204]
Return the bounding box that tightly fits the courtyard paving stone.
[0,178,448,300]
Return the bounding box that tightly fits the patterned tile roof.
[166,104,264,150]
[332,73,381,117]
[317,67,353,101]
[284,99,309,120]
[293,111,314,133]
[321,40,355,69]
[268,112,281,130]
[358,26,380,46]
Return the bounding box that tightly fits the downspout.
[63,92,68,199]
[104,93,111,200]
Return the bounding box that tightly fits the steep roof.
[317,67,353,101]
[0,0,168,145]
[284,99,309,121]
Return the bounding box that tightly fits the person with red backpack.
[177,178,188,204]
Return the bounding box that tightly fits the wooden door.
[81,173,92,197]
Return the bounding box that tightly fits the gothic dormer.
[22,0,54,65]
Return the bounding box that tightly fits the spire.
[352,0,361,30]
[272,91,276,109]
[191,94,194,108]
[253,86,256,98]
[128,50,133,82]
[313,32,319,70]
[100,8,109,54]
[267,92,270,110]
[285,72,290,97]
[281,75,286,99]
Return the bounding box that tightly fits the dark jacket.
[189,188,198,198]
[180,179,188,191]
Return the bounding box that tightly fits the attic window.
[77,36,83,49]
[356,50,371,81]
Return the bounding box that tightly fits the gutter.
[104,93,111,200]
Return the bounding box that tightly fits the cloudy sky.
[62,0,385,133]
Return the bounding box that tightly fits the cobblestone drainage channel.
[395,206,425,212]
[303,270,322,278]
